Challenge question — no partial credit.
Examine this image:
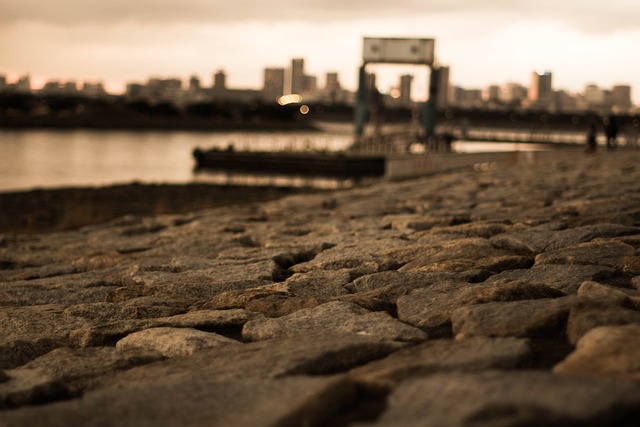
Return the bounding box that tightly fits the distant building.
[611,85,633,111]
[125,83,147,102]
[289,58,305,94]
[500,83,527,106]
[528,70,553,109]
[213,70,226,92]
[483,85,501,104]
[189,75,201,92]
[15,75,31,93]
[584,84,606,109]
[304,75,317,94]
[147,78,183,105]
[263,67,285,103]
[0,75,6,91]
[555,90,580,112]
[321,72,348,104]
[451,86,483,109]
[81,82,107,98]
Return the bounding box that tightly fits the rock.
[116,327,240,357]
[99,334,403,388]
[350,337,531,391]
[545,224,640,251]
[397,281,564,337]
[363,370,640,426]
[70,309,260,347]
[451,297,574,339]
[346,271,440,294]
[63,298,188,323]
[399,237,533,274]
[283,270,351,300]
[200,285,318,317]
[0,347,162,408]
[489,221,568,254]
[566,300,640,345]
[535,240,636,268]
[554,324,640,382]
[0,375,357,427]
[0,305,88,369]
[485,263,615,294]
[577,281,640,307]
[242,301,427,343]
[4,151,640,424]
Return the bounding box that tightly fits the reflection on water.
[0,129,353,191]
[0,128,559,192]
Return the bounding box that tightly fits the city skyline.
[2,1,640,101]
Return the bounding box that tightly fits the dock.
[193,148,386,177]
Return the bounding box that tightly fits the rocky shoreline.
[1,149,640,426]
[0,183,313,234]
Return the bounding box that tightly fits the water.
[0,129,354,192]
[0,127,556,192]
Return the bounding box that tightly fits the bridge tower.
[354,37,437,147]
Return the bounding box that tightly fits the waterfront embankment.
[1,148,640,426]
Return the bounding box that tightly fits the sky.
[2,0,640,102]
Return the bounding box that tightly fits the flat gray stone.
[62,297,188,323]
[546,224,640,251]
[0,375,356,427]
[397,281,564,336]
[485,263,615,294]
[350,337,531,390]
[1,347,161,408]
[554,324,640,382]
[489,221,568,254]
[399,238,533,274]
[362,370,640,426]
[451,297,574,339]
[577,281,640,307]
[283,270,352,300]
[0,305,89,369]
[116,327,239,357]
[242,301,427,343]
[98,334,403,389]
[566,299,640,345]
[535,240,636,268]
[346,271,438,294]
[70,309,260,347]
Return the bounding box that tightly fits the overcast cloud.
[2,0,640,33]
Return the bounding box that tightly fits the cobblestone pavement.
[1,149,640,426]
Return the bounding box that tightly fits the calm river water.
[0,127,545,192]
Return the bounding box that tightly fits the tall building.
[213,70,226,92]
[325,72,340,92]
[189,75,201,92]
[263,67,285,103]
[528,70,553,108]
[289,58,305,94]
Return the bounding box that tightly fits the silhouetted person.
[586,114,598,153]
[604,114,619,150]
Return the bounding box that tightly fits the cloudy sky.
[2,0,640,101]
